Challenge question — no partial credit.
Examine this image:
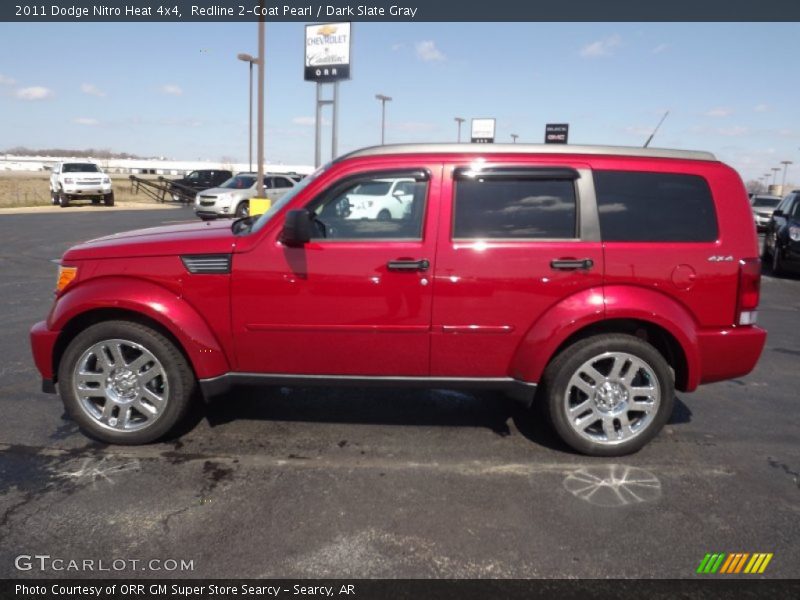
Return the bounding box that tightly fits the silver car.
[751,194,782,232]
[194,173,296,220]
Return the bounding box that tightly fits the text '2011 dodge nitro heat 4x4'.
[30,144,767,456]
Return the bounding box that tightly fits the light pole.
[375,94,392,145]
[780,160,792,190]
[237,53,257,172]
[771,167,780,186]
[510,134,519,144]
[454,117,465,142]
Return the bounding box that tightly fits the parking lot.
[0,207,798,579]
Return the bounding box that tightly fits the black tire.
[50,190,58,205]
[235,200,249,218]
[58,190,70,208]
[104,192,115,207]
[772,244,785,276]
[377,209,391,221]
[57,320,196,445]
[542,334,674,456]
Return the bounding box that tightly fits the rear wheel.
[235,201,249,218]
[57,320,195,445]
[377,209,391,221]
[542,334,674,456]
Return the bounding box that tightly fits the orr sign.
[305,22,352,82]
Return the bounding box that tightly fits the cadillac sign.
[305,22,352,82]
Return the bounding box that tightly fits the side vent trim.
[181,254,232,274]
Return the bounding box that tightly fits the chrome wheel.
[72,338,169,432]
[564,351,660,446]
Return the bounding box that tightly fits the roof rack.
[340,143,716,162]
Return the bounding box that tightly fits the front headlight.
[56,265,78,294]
[102,177,110,184]
[790,226,800,242]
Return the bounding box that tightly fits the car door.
[231,164,441,376]
[430,162,604,378]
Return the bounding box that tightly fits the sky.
[1,21,799,183]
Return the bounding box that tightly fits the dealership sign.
[471,118,496,144]
[545,123,569,144]
[304,22,351,82]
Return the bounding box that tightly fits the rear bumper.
[30,320,59,385]
[697,325,767,386]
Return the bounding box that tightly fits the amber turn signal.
[56,265,78,293]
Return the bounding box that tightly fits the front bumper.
[30,320,59,389]
[697,325,767,385]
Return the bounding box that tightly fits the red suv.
[30,144,767,455]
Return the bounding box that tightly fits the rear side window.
[453,175,577,239]
[594,171,717,242]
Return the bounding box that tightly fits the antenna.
[644,110,670,148]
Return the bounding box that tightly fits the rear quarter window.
[594,171,718,242]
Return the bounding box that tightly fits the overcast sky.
[1,22,798,183]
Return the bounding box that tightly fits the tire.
[235,201,249,218]
[542,334,674,456]
[58,190,70,208]
[377,209,392,221]
[104,192,115,207]
[50,190,58,205]
[772,244,785,276]
[57,320,196,445]
[91,198,101,205]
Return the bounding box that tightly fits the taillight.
[736,258,761,326]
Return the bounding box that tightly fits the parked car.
[194,173,295,219]
[49,162,113,207]
[31,143,766,456]
[750,194,782,231]
[337,178,416,221]
[169,169,232,202]
[762,190,800,275]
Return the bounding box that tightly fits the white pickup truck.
[50,162,114,207]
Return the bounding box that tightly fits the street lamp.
[780,160,792,189]
[771,167,781,186]
[375,94,392,145]
[237,52,258,172]
[510,134,519,144]
[454,117,465,143]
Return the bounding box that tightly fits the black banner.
[4,0,800,22]
[545,124,569,144]
[3,579,800,600]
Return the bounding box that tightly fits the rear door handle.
[387,259,430,272]
[550,258,594,271]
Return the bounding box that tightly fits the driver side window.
[306,171,429,241]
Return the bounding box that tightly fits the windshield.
[248,164,329,234]
[62,163,99,173]
[752,197,780,208]
[221,175,257,189]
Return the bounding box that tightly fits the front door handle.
[387,259,430,272]
[550,258,594,271]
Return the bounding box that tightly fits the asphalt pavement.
[0,208,798,579]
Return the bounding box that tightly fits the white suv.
[344,178,415,220]
[194,173,295,219]
[50,162,114,207]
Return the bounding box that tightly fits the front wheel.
[542,334,674,456]
[772,244,785,276]
[235,201,249,218]
[58,191,70,208]
[104,192,115,207]
[57,320,196,445]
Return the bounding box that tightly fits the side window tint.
[453,177,577,239]
[595,171,718,242]
[308,173,428,241]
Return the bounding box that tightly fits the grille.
[200,201,215,207]
[181,254,232,274]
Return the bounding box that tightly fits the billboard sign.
[545,123,569,144]
[304,22,352,82]
[471,118,496,144]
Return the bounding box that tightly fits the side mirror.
[773,209,783,217]
[280,209,313,247]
